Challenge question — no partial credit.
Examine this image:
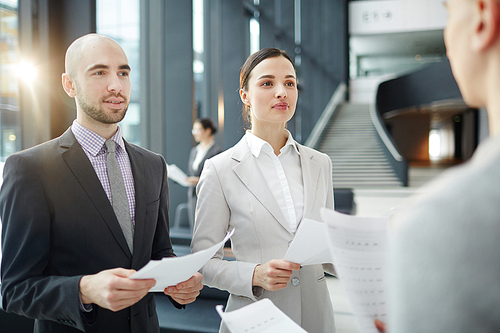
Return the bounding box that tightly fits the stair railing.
[370,103,408,186]
[305,82,346,149]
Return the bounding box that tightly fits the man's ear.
[62,73,77,97]
[472,0,500,51]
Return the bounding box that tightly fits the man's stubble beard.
[78,97,128,125]
[74,78,129,125]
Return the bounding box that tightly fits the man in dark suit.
[0,33,202,333]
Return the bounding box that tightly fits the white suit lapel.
[298,145,322,223]
[231,139,291,234]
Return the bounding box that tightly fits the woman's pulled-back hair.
[195,118,218,135]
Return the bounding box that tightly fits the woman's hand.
[164,272,203,305]
[185,176,199,186]
[252,259,300,291]
[374,319,387,332]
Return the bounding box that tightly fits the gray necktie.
[105,139,134,253]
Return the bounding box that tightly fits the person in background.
[185,118,222,229]
[0,33,202,333]
[191,48,336,333]
[381,0,500,332]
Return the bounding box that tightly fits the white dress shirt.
[245,130,304,233]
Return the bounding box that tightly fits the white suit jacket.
[191,136,335,333]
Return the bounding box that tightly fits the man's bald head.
[61,33,131,132]
[64,33,124,80]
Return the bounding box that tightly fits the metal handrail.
[370,104,403,162]
[304,82,346,148]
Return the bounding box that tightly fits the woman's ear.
[62,73,77,97]
[472,0,500,52]
[239,89,250,107]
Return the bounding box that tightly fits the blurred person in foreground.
[381,0,500,332]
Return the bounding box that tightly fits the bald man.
[0,34,202,333]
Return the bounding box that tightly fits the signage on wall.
[362,9,393,24]
[349,0,447,35]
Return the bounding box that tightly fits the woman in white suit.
[191,48,335,333]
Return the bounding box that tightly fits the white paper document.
[321,208,389,333]
[166,164,190,187]
[216,298,307,333]
[131,229,234,292]
[283,218,331,265]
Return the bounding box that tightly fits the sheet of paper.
[216,298,307,333]
[321,208,389,333]
[131,229,234,292]
[166,164,190,187]
[283,218,331,265]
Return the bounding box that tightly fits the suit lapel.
[60,129,132,260]
[298,145,322,223]
[205,144,219,159]
[125,142,146,264]
[187,147,197,176]
[231,139,291,233]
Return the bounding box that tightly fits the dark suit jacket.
[0,128,179,333]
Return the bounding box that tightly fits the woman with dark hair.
[191,48,335,332]
[186,118,221,229]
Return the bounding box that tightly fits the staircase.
[317,103,403,188]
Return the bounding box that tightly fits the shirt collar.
[71,120,125,156]
[196,140,215,152]
[245,130,300,158]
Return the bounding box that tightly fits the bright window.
[96,0,141,145]
[0,0,21,160]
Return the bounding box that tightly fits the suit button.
[127,316,131,323]
[291,277,300,286]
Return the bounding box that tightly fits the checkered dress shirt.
[71,120,136,225]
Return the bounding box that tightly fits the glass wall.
[0,0,20,161]
[96,0,141,145]
[193,0,203,118]
[249,17,260,55]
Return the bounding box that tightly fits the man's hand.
[164,272,203,305]
[252,259,301,291]
[79,268,156,312]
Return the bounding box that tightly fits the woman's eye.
[286,81,295,87]
[262,82,272,86]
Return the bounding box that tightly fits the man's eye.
[119,72,129,77]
